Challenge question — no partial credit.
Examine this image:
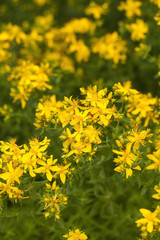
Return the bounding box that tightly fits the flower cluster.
[92,32,127,65]
[113,126,152,178]
[35,85,121,163]
[0,137,70,218]
[114,81,160,127]
[8,61,52,108]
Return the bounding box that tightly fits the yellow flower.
[34,14,53,32]
[22,152,37,177]
[127,129,152,151]
[8,61,52,108]
[124,91,159,127]
[113,81,139,96]
[92,32,127,64]
[68,40,90,62]
[0,182,28,200]
[136,208,160,233]
[146,149,160,171]
[85,2,108,19]
[0,162,23,184]
[53,163,71,184]
[10,86,30,109]
[80,85,108,108]
[152,183,160,199]
[113,143,141,178]
[60,128,78,149]
[61,18,95,34]
[29,137,51,159]
[127,19,148,41]
[63,229,88,240]
[118,0,142,18]
[35,156,60,181]
[43,192,67,219]
[70,109,90,128]
[60,56,75,73]
[113,143,136,168]
[83,125,101,144]
[134,43,148,56]
[34,95,63,127]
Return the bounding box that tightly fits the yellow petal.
[60,173,66,184]
[146,164,156,170]
[140,208,152,218]
[80,233,88,240]
[51,166,60,171]
[46,171,52,181]
[147,221,153,233]
[126,168,132,178]
[133,165,141,171]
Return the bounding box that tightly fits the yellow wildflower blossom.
[146,149,160,171]
[113,143,136,168]
[127,129,152,151]
[34,14,54,32]
[80,85,108,108]
[92,32,127,64]
[127,19,148,41]
[60,128,78,149]
[0,182,28,200]
[118,0,142,18]
[53,163,71,184]
[152,183,160,199]
[0,162,23,184]
[83,125,101,144]
[135,43,149,56]
[113,81,139,96]
[68,40,90,62]
[0,23,26,44]
[8,61,52,108]
[125,90,159,127]
[22,152,37,177]
[61,18,95,34]
[63,229,88,240]
[136,208,160,233]
[154,12,160,25]
[29,137,51,159]
[35,156,60,181]
[34,95,63,128]
[85,2,108,19]
[43,192,67,219]
[113,142,141,178]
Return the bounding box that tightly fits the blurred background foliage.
[0,0,160,96]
